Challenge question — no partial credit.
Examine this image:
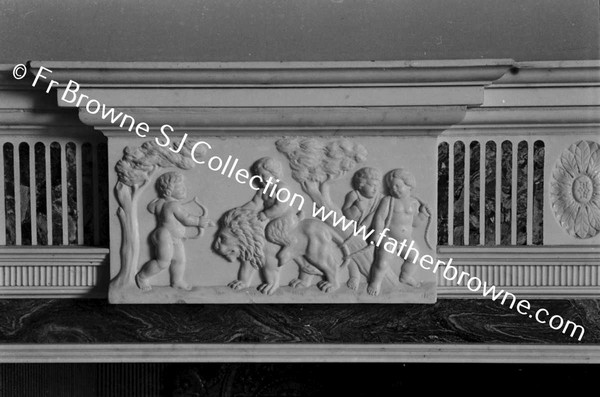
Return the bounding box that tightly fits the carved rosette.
[550,140,600,239]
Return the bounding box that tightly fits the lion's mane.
[217,208,266,270]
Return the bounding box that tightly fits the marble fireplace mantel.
[30,60,509,304]
[1,60,599,361]
[21,59,600,305]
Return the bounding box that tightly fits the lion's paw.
[289,278,308,288]
[227,280,247,290]
[257,282,279,295]
[317,280,339,293]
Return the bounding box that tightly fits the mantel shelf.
[28,60,515,87]
[20,60,519,133]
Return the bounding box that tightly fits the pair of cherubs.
[135,171,214,291]
[342,167,430,296]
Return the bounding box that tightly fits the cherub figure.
[135,171,214,291]
[241,157,301,293]
[367,168,430,296]
[342,167,383,290]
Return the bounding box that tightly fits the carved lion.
[213,207,350,295]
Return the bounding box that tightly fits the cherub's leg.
[170,241,192,290]
[398,242,422,288]
[367,249,392,296]
[135,230,173,291]
[257,243,280,295]
[346,260,361,290]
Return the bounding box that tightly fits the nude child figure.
[135,171,214,291]
[342,167,383,290]
[367,168,429,296]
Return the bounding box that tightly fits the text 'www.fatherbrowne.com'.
[310,203,586,341]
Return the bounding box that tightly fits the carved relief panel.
[108,135,438,303]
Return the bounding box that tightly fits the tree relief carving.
[550,140,600,239]
[110,140,211,290]
[275,137,367,215]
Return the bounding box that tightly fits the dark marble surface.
[0,299,599,344]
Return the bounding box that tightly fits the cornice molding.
[24,60,599,89]
[0,111,82,127]
[20,60,600,132]
[0,343,597,363]
[492,61,600,87]
[23,60,513,132]
[81,106,467,132]
[445,107,600,132]
[60,86,484,108]
[27,60,514,87]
